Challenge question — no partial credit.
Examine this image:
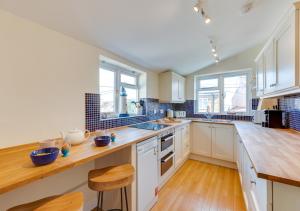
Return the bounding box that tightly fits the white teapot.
[60,129,90,145]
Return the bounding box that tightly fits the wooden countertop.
[0,120,191,194]
[234,122,300,187]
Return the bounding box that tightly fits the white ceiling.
[0,0,294,75]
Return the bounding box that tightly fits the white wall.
[0,9,158,149]
[0,9,158,210]
[185,44,263,100]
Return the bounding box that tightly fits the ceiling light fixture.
[193,1,202,13]
[193,1,211,24]
[210,40,220,63]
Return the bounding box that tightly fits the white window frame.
[194,69,251,115]
[100,61,140,116]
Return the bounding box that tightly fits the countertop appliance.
[167,109,174,118]
[130,122,170,131]
[262,110,283,128]
[158,128,175,185]
[174,111,186,118]
[137,137,159,211]
[253,110,266,124]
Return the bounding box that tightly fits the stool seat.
[8,192,84,211]
[88,164,134,192]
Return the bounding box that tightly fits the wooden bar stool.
[7,192,84,211]
[88,164,135,211]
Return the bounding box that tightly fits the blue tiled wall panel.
[85,94,254,131]
[174,100,253,121]
[279,94,300,132]
[252,98,260,110]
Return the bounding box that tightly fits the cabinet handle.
[250,166,254,169]
[250,180,256,185]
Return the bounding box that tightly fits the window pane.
[224,75,247,113]
[100,68,115,113]
[197,90,220,113]
[199,78,218,89]
[121,74,136,85]
[124,87,138,114]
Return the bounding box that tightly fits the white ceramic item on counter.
[60,129,90,145]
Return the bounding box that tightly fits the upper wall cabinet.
[159,71,185,103]
[255,3,300,97]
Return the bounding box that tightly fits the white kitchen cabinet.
[275,9,296,91]
[256,53,265,97]
[235,132,272,211]
[174,128,183,168]
[191,122,212,157]
[182,124,190,159]
[191,122,234,163]
[175,124,190,169]
[211,124,234,162]
[255,4,300,97]
[159,71,185,103]
[264,39,277,94]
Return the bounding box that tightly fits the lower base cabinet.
[174,124,190,169]
[191,122,234,162]
[235,132,300,211]
[236,132,272,211]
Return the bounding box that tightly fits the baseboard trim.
[189,154,237,169]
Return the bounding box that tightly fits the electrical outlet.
[160,109,164,114]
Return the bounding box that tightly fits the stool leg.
[120,188,123,211]
[97,192,101,211]
[100,191,104,211]
[124,187,129,211]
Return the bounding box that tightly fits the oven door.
[160,151,174,176]
[160,134,174,152]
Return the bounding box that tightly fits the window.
[99,68,115,113]
[99,61,139,116]
[223,75,247,113]
[195,71,249,114]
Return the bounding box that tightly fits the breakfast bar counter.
[0,120,191,194]
[234,121,300,187]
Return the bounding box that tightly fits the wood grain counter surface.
[0,120,191,194]
[234,121,300,187]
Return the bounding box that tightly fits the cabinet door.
[182,124,190,158]
[191,123,212,157]
[275,10,296,90]
[174,128,183,168]
[178,77,185,102]
[264,40,277,93]
[256,55,265,96]
[172,76,179,102]
[211,124,234,162]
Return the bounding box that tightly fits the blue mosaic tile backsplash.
[85,93,253,131]
[173,100,253,121]
[279,94,300,132]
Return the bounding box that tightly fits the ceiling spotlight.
[193,1,202,13]
[204,16,211,24]
[212,48,216,53]
[213,53,218,57]
[215,58,220,63]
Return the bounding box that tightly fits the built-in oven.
[160,133,174,153]
[158,129,175,180]
[160,151,174,176]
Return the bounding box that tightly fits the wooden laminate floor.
[151,159,246,211]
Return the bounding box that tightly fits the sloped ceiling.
[0,0,294,75]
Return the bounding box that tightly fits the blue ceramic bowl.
[30,147,59,166]
[94,136,111,147]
